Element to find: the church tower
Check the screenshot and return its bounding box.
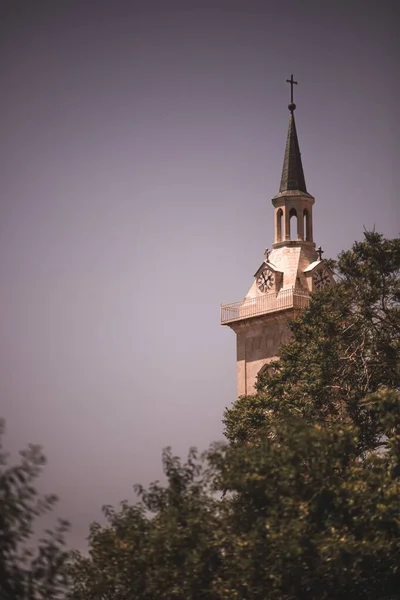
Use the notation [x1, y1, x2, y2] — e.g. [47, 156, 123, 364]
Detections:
[221, 76, 333, 397]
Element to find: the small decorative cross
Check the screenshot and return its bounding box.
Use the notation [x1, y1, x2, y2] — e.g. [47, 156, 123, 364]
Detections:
[286, 74, 298, 105]
[264, 248, 270, 262]
[316, 246, 324, 261]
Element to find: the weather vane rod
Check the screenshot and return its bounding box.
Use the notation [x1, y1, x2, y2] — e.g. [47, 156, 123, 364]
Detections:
[286, 74, 298, 111]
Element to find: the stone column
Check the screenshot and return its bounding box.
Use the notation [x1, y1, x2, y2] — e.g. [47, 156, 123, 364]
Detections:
[297, 209, 304, 240]
[284, 207, 290, 241]
[307, 209, 313, 242]
[275, 209, 283, 243]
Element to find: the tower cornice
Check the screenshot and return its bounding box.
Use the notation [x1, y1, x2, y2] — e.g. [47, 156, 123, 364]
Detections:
[272, 191, 315, 205]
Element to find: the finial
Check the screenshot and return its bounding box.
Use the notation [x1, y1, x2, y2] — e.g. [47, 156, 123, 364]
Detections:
[264, 248, 270, 262]
[286, 74, 298, 112]
[316, 246, 324, 261]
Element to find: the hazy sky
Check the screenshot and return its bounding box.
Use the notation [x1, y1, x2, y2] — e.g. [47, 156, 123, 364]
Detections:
[1, 0, 398, 550]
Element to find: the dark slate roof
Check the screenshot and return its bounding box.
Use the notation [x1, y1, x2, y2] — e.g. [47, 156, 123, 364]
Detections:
[279, 111, 308, 194]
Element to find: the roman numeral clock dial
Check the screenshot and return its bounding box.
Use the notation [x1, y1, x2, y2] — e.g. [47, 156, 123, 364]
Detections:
[313, 267, 331, 290]
[257, 269, 275, 293]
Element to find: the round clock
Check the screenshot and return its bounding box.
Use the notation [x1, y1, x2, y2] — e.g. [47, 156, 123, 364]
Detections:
[313, 268, 331, 290]
[257, 269, 275, 293]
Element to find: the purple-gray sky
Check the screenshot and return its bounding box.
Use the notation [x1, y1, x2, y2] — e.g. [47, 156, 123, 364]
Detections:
[1, 0, 399, 550]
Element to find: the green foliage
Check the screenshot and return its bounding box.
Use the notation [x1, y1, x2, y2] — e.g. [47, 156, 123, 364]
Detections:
[224, 232, 400, 449]
[69, 415, 400, 599]
[211, 417, 400, 600]
[69, 448, 221, 600]
[68, 232, 400, 598]
[0, 419, 71, 599]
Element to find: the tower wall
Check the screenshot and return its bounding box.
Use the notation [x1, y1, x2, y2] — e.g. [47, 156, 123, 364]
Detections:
[232, 311, 296, 396]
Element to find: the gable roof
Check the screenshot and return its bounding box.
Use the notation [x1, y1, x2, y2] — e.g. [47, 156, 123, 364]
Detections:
[253, 261, 284, 278]
[303, 260, 325, 274]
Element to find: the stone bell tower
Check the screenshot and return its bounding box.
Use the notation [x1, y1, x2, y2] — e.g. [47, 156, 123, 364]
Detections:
[221, 76, 333, 397]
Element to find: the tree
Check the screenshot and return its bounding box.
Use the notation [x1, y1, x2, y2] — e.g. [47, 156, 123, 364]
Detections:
[0, 419, 71, 599]
[211, 414, 400, 600]
[69, 232, 400, 598]
[68, 448, 221, 600]
[69, 412, 400, 599]
[224, 232, 400, 450]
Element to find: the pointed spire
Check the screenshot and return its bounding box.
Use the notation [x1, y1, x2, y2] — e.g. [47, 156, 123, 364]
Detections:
[279, 108, 308, 194]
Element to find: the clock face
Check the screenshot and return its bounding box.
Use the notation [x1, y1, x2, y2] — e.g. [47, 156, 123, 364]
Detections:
[313, 268, 331, 290]
[257, 269, 275, 293]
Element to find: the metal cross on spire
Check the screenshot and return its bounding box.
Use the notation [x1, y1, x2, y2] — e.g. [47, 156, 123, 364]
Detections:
[316, 246, 324, 260]
[286, 74, 298, 111]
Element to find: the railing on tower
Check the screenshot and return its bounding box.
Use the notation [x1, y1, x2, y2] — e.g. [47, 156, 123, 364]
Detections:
[220, 287, 310, 325]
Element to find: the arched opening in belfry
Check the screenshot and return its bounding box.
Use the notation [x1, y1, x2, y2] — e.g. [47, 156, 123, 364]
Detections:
[289, 207, 297, 240]
[276, 208, 283, 242]
[303, 209, 309, 241]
